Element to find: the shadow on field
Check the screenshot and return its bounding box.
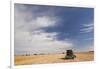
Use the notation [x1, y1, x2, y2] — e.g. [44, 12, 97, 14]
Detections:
[60, 58, 75, 60]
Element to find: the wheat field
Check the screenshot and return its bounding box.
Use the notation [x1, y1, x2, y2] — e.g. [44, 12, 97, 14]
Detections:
[15, 52, 94, 65]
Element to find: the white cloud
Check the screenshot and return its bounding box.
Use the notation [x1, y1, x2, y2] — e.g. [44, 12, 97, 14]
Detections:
[34, 16, 57, 28]
[14, 4, 58, 31]
[80, 23, 93, 33]
[83, 38, 93, 40]
[14, 4, 73, 55]
[15, 31, 73, 55]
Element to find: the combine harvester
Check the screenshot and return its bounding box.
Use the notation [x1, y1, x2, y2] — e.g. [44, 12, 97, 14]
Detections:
[65, 50, 76, 59]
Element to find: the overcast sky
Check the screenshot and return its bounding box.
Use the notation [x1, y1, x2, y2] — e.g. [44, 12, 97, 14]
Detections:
[14, 3, 94, 55]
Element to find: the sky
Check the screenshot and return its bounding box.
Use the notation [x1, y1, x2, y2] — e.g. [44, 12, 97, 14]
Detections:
[14, 3, 94, 55]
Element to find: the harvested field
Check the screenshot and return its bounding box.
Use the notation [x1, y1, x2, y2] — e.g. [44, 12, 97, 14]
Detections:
[15, 52, 94, 65]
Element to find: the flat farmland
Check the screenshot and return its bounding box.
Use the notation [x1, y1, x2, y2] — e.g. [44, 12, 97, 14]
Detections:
[15, 52, 94, 65]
